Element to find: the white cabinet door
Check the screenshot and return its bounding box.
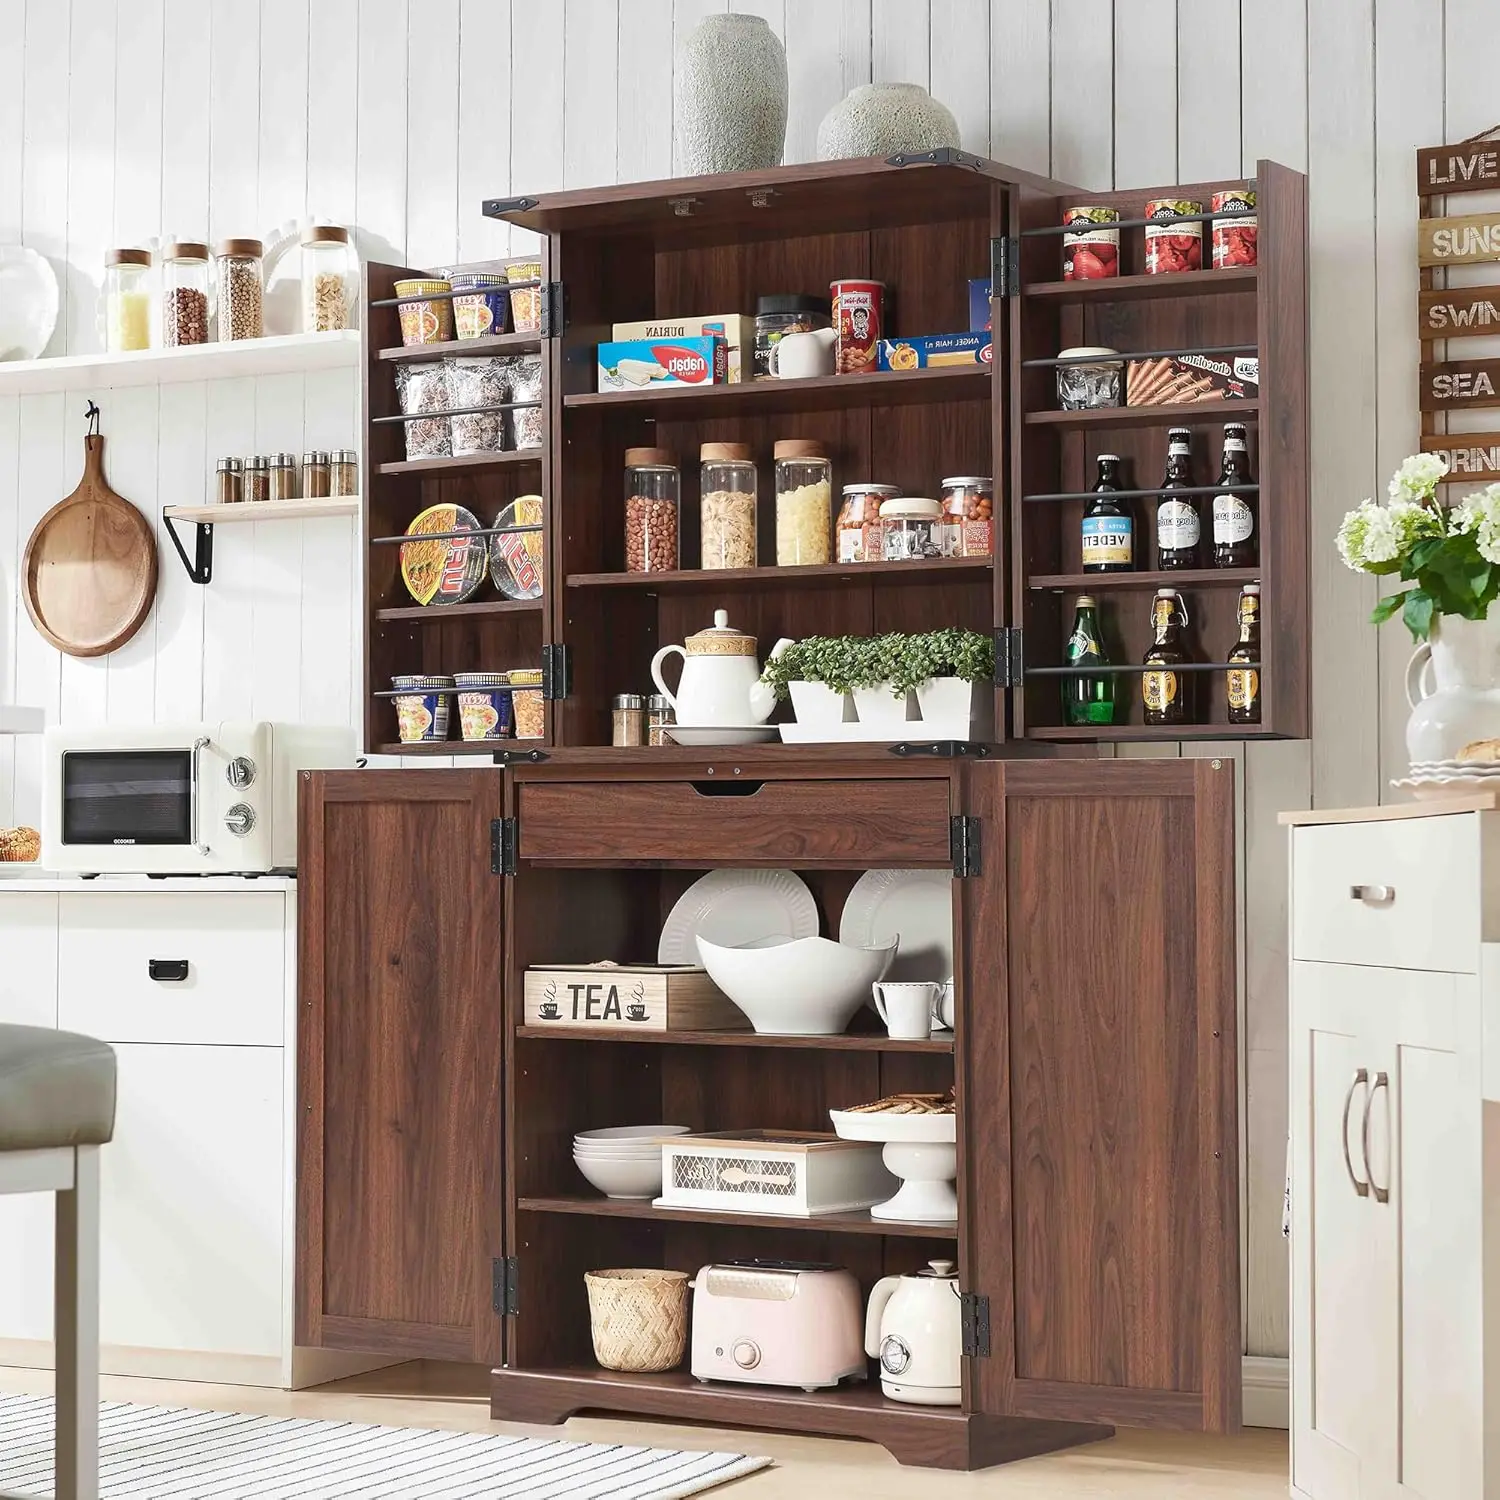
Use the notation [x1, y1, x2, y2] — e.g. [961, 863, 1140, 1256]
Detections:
[101, 1043, 284, 1360]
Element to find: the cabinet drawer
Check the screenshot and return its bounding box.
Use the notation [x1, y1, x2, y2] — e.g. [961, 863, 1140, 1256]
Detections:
[517, 778, 953, 864]
[58, 893, 287, 1046]
[1292, 817, 1480, 972]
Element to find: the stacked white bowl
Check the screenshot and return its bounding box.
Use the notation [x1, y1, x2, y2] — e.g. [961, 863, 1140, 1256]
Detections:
[573, 1124, 691, 1200]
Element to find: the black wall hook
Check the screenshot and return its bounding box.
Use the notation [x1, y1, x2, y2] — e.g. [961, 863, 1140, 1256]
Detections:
[84, 400, 100, 436]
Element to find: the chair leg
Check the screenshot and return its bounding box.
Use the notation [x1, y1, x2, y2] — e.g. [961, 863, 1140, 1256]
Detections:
[54, 1146, 100, 1500]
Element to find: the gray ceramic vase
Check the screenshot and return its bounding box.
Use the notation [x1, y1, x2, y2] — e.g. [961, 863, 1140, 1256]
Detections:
[674, 13, 788, 174]
[816, 83, 961, 161]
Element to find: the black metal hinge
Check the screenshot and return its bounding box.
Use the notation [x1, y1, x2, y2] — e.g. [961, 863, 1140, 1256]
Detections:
[490, 747, 549, 766]
[163, 512, 213, 585]
[491, 817, 518, 876]
[541, 642, 572, 701]
[481, 195, 539, 219]
[887, 741, 992, 759]
[960, 1292, 991, 1357]
[991, 236, 1020, 299]
[884, 146, 989, 174]
[950, 815, 981, 878]
[994, 627, 1024, 687]
[492, 1256, 519, 1315]
[540, 281, 568, 337]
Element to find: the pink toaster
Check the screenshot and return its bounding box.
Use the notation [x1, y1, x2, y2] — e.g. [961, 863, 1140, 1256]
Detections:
[690, 1260, 867, 1391]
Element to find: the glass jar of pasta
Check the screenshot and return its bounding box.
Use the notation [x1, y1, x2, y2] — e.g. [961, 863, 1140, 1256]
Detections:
[774, 440, 831, 565]
[700, 442, 757, 570]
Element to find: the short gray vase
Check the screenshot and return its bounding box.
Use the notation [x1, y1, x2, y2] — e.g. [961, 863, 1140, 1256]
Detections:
[674, 13, 788, 175]
[816, 82, 961, 161]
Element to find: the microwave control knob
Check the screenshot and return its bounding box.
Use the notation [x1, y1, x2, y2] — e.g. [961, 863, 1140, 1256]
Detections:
[226, 756, 257, 789]
[731, 1339, 760, 1370]
[224, 803, 256, 838]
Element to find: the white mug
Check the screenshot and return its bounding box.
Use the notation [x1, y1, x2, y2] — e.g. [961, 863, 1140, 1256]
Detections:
[932, 978, 956, 1031]
[872, 981, 941, 1040]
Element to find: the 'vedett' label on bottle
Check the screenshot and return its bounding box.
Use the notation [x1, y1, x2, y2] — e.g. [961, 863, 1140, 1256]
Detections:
[1213, 493, 1254, 544]
[1081, 514, 1133, 566]
[1158, 499, 1201, 549]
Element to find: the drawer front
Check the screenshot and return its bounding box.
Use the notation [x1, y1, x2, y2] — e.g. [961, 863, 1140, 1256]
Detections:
[58, 893, 287, 1046]
[1292, 817, 1480, 971]
[518, 778, 953, 864]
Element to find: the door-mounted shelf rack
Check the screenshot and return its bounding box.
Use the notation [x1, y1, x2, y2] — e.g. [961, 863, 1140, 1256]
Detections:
[161, 497, 360, 585]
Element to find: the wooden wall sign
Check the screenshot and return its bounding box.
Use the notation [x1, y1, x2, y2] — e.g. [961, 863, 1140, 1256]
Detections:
[1421, 432, 1500, 478]
[1418, 211, 1500, 267]
[1419, 286, 1500, 338]
[1418, 143, 1500, 196]
[1420, 357, 1500, 409]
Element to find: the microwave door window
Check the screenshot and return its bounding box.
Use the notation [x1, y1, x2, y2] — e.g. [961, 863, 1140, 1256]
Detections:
[60, 750, 194, 845]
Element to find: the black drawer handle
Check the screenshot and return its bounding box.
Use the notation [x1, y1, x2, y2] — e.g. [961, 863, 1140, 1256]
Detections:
[148, 959, 190, 982]
[690, 781, 765, 797]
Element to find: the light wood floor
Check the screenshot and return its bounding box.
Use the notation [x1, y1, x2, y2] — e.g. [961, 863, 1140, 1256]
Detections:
[0, 1362, 1288, 1497]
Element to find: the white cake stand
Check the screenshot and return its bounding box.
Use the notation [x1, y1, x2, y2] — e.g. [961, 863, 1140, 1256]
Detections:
[828, 1109, 958, 1222]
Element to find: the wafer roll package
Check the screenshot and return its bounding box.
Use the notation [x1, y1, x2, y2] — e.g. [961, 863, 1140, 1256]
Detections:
[1126, 352, 1259, 405]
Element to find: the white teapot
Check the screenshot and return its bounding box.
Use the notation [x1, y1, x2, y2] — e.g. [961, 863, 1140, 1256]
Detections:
[770, 326, 837, 379]
[864, 1259, 962, 1406]
[650, 610, 792, 727]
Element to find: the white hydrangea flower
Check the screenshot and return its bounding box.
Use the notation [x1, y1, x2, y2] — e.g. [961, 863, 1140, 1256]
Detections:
[1337, 500, 1390, 570]
[1389, 498, 1443, 551]
[1388, 451, 1450, 503]
[1359, 505, 1400, 564]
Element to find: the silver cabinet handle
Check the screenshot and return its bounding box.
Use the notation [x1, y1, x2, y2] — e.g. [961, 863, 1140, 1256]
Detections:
[1350, 884, 1395, 904]
[1342, 1068, 1370, 1197]
[1363, 1071, 1391, 1204]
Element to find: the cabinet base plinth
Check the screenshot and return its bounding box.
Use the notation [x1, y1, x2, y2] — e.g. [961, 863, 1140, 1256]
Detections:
[488, 1366, 1113, 1470]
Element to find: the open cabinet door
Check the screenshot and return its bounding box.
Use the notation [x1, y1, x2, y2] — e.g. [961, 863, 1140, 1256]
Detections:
[960, 758, 1239, 1431]
[297, 769, 506, 1362]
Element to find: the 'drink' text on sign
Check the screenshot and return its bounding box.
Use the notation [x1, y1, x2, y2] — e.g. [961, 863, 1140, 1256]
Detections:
[1419, 144, 1500, 196]
[1421, 432, 1500, 478]
[1419, 212, 1500, 267]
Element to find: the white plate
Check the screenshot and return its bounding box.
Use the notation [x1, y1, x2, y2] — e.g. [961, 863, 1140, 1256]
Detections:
[829, 1108, 957, 1144]
[664, 724, 780, 746]
[839, 868, 954, 985]
[0, 247, 59, 361]
[1392, 777, 1500, 799]
[658, 869, 819, 964]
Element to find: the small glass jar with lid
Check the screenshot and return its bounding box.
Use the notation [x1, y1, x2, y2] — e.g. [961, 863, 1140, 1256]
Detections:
[881, 496, 943, 560]
[938, 476, 995, 557]
[215, 457, 244, 505]
[103, 248, 152, 352]
[267, 453, 297, 501]
[160, 242, 210, 346]
[624, 447, 679, 573]
[301, 226, 355, 332]
[774, 439, 832, 565]
[836, 482, 900, 563]
[699, 442, 757, 570]
[330, 449, 359, 497]
[302, 451, 331, 498]
[244, 455, 270, 504]
[611, 694, 646, 747]
[215, 238, 264, 340]
[647, 693, 675, 746]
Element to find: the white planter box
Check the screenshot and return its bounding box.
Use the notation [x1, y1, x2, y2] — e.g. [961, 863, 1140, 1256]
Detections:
[916, 677, 993, 738]
[789, 680, 854, 726]
[853, 683, 917, 724]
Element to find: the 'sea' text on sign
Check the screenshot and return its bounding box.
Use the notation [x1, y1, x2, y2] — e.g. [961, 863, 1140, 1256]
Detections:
[1418, 144, 1500, 197]
[1421, 432, 1500, 479]
[1419, 213, 1500, 267]
[1421, 358, 1500, 410]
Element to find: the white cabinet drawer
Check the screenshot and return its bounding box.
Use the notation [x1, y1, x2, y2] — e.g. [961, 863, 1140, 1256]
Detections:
[57, 893, 287, 1046]
[1292, 817, 1480, 972]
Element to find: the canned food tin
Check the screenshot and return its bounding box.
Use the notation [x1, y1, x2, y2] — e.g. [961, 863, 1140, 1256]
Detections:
[830, 279, 885, 374]
[1062, 206, 1121, 280]
[1212, 189, 1258, 268]
[1144, 199, 1204, 275]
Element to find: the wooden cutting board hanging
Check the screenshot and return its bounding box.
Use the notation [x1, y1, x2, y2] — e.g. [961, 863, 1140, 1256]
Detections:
[23, 403, 157, 658]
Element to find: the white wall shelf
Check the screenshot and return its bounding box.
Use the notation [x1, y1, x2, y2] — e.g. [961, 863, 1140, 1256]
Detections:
[0, 331, 360, 396]
[0, 708, 44, 734]
[163, 497, 359, 525]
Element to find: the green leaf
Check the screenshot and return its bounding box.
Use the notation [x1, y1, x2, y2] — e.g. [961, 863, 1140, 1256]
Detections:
[1370, 591, 1408, 625]
[1409, 538, 1444, 571]
[1403, 590, 1435, 641]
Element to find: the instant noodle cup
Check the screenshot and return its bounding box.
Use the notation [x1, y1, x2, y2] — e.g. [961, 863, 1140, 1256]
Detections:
[454, 672, 514, 741]
[400, 503, 489, 606]
[392, 674, 453, 743]
[450, 271, 510, 339]
[393, 278, 454, 345]
[505, 260, 544, 333]
[490, 495, 545, 600]
[509, 668, 546, 740]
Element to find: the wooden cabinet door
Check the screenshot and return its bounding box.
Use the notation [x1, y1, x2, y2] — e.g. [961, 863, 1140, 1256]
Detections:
[960, 758, 1239, 1432]
[297, 769, 505, 1361]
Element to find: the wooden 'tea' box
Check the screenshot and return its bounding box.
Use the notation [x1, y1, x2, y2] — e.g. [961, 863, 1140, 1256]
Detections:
[522, 964, 749, 1032]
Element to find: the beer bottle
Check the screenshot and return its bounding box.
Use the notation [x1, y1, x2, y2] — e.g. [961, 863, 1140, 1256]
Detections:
[1142, 587, 1191, 725]
[1081, 454, 1133, 573]
[1226, 582, 1262, 724]
[1064, 594, 1115, 726]
[1211, 423, 1257, 567]
[1155, 427, 1200, 569]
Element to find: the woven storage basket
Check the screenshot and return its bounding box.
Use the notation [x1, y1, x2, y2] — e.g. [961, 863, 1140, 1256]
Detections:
[0, 827, 40, 862]
[584, 1268, 690, 1373]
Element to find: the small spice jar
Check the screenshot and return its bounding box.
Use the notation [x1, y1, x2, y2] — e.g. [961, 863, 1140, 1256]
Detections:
[330, 449, 359, 497]
[160, 242, 210, 347]
[215, 239, 264, 340]
[103, 248, 152, 352]
[302, 450, 331, 499]
[244, 455, 270, 504]
[215, 456, 244, 505]
[612, 694, 646, 747]
[836, 483, 900, 563]
[881, 496, 943, 560]
[267, 453, 297, 501]
[774, 439, 832, 565]
[700, 442, 757, 570]
[301, 225, 354, 332]
[624, 447, 680, 573]
[939, 476, 995, 557]
[647, 693, 675, 747]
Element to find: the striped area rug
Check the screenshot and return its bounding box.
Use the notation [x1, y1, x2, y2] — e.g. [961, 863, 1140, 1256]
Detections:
[0, 1394, 771, 1499]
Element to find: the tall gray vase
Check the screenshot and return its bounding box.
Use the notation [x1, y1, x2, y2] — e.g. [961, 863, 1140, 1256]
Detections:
[674, 13, 788, 174]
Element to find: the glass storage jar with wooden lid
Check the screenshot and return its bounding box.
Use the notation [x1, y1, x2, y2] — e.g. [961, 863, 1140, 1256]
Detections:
[161, 242, 210, 346]
[103, 248, 152, 352]
[624, 447, 679, 573]
[216, 239, 264, 340]
[700, 442, 757, 570]
[775, 439, 832, 565]
[301, 226, 354, 332]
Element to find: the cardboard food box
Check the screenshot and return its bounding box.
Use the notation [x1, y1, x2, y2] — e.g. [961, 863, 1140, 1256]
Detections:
[597, 336, 728, 392]
[523, 963, 749, 1032]
[877, 332, 993, 371]
[968, 278, 993, 331]
[1126, 352, 1260, 405]
[611, 315, 756, 383]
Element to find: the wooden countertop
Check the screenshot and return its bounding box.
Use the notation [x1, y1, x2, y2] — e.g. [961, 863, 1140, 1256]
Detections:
[1281, 789, 1500, 825]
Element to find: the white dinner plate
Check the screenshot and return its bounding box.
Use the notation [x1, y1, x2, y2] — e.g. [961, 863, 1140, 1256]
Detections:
[658, 869, 819, 964]
[839, 868, 954, 985]
[664, 724, 780, 746]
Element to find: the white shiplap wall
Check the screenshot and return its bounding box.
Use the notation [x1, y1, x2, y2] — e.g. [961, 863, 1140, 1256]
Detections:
[0, 0, 1482, 1362]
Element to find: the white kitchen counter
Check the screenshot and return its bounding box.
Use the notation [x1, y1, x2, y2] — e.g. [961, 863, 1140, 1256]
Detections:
[0, 872, 295, 892]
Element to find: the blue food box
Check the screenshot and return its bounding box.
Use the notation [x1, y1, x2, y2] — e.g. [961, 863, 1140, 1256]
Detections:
[877, 332, 994, 371]
[597, 335, 728, 391]
[968, 277, 993, 331]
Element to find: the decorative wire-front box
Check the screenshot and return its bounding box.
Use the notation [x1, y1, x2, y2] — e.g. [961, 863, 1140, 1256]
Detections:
[655, 1130, 895, 1217]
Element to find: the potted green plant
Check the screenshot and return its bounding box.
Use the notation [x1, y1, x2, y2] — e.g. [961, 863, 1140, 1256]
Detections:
[758, 636, 857, 727]
[849, 632, 919, 726]
[907, 628, 996, 731]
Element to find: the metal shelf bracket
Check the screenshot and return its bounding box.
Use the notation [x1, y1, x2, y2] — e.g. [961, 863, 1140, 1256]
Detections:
[164, 511, 213, 585]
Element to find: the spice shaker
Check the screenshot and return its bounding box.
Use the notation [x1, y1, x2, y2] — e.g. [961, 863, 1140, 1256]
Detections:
[267, 453, 296, 502]
[700, 442, 757, 570]
[215, 457, 244, 505]
[302, 451, 331, 499]
[330, 449, 359, 497]
[774, 439, 832, 565]
[612, 694, 646, 747]
[624, 447, 680, 573]
[647, 694, 675, 747]
[244, 455, 270, 504]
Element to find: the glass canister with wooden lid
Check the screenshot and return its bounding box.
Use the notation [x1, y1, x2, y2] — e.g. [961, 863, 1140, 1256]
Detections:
[775, 439, 832, 565]
[700, 442, 757, 570]
[624, 447, 680, 573]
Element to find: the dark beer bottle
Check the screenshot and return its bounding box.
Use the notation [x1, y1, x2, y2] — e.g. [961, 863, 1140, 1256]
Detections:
[1081, 454, 1133, 573]
[1155, 427, 1199, 569]
[1142, 588, 1192, 725]
[1226, 582, 1262, 724]
[1064, 594, 1115, 725]
[1212, 423, 1257, 567]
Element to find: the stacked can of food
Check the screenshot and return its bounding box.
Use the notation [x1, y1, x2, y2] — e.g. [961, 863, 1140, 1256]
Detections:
[1144, 199, 1204, 275]
[1212, 188, 1257, 267]
[1062, 207, 1120, 280]
[830, 279, 884, 374]
[624, 448, 680, 573]
[836, 483, 900, 563]
[700, 443, 758, 569]
[774, 440, 832, 564]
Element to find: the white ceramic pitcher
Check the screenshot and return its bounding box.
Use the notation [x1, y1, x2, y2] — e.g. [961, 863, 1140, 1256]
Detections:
[1405, 613, 1500, 764]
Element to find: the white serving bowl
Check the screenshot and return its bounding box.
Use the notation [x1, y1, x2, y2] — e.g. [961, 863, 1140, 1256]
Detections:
[573, 1150, 665, 1200]
[695, 934, 898, 1035]
[575, 1125, 690, 1144]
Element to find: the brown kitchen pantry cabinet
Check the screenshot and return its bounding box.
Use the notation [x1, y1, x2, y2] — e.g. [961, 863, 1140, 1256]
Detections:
[296, 755, 1236, 1469]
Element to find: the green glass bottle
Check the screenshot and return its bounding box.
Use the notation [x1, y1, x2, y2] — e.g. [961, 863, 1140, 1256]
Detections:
[1064, 594, 1115, 725]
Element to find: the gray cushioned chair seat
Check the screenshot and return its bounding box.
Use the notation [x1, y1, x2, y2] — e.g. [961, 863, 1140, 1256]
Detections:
[0, 1024, 116, 1151]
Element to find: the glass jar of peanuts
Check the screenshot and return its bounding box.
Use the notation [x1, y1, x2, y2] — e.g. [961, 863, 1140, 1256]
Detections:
[160, 242, 210, 347]
[300, 225, 354, 333]
[836, 482, 900, 563]
[215, 238, 264, 340]
[939, 476, 995, 557]
[774, 440, 832, 565]
[700, 442, 757, 570]
[624, 447, 680, 573]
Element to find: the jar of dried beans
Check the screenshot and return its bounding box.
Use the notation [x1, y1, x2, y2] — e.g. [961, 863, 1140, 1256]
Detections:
[700, 442, 757, 570]
[103, 248, 152, 352]
[624, 447, 679, 573]
[774, 439, 832, 565]
[300, 225, 354, 332]
[836, 483, 899, 563]
[215, 239, 264, 340]
[161, 242, 210, 347]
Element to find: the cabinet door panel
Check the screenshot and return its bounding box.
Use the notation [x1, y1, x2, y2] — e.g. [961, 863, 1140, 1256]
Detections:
[297, 769, 504, 1362]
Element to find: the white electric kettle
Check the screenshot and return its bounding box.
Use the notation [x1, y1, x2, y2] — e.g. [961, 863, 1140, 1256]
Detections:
[864, 1259, 962, 1405]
